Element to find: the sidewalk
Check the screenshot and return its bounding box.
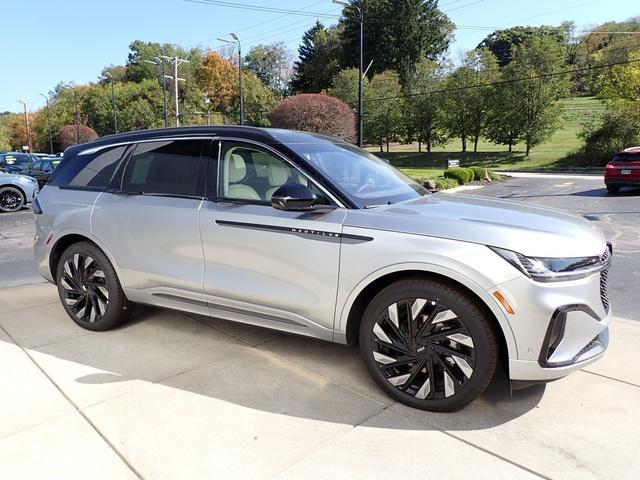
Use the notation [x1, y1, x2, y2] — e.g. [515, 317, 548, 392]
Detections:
[1, 283, 639, 479]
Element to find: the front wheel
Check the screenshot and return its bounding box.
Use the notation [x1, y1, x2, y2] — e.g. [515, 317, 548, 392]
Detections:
[0, 186, 25, 213]
[359, 279, 498, 412]
[56, 241, 132, 331]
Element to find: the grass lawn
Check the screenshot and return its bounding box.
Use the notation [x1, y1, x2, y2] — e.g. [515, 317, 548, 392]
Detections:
[369, 97, 605, 179]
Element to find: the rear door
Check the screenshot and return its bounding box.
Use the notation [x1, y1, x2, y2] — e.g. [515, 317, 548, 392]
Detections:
[92, 138, 210, 314]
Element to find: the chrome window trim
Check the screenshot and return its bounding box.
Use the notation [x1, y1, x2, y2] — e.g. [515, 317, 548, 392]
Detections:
[213, 136, 346, 209]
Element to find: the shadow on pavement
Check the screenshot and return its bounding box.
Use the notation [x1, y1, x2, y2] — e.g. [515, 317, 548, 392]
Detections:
[9, 303, 545, 432]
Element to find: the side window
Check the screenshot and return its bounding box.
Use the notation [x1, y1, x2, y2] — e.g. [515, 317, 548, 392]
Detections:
[219, 141, 330, 204]
[50, 145, 128, 189]
[31, 161, 43, 171]
[121, 140, 205, 196]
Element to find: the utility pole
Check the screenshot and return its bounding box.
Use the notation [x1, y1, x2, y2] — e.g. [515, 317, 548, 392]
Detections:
[333, 0, 364, 147]
[218, 33, 244, 125]
[39, 93, 53, 154]
[104, 72, 118, 134]
[144, 57, 169, 127]
[160, 55, 190, 127]
[17, 100, 32, 153]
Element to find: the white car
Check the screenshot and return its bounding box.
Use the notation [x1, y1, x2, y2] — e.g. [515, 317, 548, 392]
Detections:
[0, 170, 39, 212]
[33, 126, 611, 411]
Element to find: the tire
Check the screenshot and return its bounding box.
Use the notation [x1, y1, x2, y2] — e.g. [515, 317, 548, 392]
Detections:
[606, 185, 620, 194]
[0, 186, 25, 213]
[359, 278, 498, 412]
[56, 241, 132, 331]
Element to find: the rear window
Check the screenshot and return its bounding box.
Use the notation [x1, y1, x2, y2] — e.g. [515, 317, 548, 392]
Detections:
[121, 140, 205, 196]
[612, 153, 640, 163]
[49, 146, 127, 189]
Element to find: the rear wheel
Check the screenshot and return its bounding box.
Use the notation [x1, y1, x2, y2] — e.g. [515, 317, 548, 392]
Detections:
[606, 185, 620, 194]
[0, 186, 24, 213]
[359, 279, 498, 412]
[56, 241, 132, 331]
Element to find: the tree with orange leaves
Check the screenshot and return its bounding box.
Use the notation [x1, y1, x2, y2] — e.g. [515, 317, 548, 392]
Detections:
[197, 51, 237, 112]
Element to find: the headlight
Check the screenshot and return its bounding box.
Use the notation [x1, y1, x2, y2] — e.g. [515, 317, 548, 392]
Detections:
[489, 246, 610, 282]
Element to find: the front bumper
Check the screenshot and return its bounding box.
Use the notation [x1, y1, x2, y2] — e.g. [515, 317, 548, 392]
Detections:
[495, 261, 611, 382]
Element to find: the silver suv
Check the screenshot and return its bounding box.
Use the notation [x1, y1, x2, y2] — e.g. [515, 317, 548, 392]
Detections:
[1, 170, 39, 212]
[33, 127, 612, 411]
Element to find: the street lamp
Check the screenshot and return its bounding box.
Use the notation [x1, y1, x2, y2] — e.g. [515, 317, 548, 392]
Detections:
[61, 83, 81, 144]
[17, 100, 32, 153]
[333, 0, 363, 147]
[218, 33, 244, 125]
[144, 57, 169, 127]
[39, 93, 53, 154]
[104, 72, 118, 134]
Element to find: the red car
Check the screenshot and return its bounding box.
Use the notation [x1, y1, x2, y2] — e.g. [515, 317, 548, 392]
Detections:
[605, 147, 640, 194]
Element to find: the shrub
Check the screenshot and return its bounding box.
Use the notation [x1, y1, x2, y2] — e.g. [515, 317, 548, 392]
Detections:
[58, 124, 98, 149]
[268, 93, 356, 142]
[469, 166, 487, 181]
[435, 177, 459, 190]
[488, 171, 502, 181]
[443, 167, 474, 184]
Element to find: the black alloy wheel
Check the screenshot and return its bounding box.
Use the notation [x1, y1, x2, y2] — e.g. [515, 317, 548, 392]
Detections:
[56, 242, 132, 331]
[360, 279, 498, 412]
[0, 186, 24, 213]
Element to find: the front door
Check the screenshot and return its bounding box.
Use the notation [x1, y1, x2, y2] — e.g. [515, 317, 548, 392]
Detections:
[199, 140, 346, 340]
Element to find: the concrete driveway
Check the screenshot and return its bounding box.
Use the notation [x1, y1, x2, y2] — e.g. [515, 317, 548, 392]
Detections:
[1, 174, 640, 479]
[1, 282, 639, 479]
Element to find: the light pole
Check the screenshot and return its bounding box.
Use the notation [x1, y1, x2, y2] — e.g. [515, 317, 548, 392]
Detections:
[160, 55, 190, 127]
[218, 33, 244, 125]
[17, 100, 32, 153]
[39, 93, 53, 154]
[61, 83, 81, 144]
[144, 57, 169, 127]
[333, 0, 363, 147]
[104, 72, 118, 134]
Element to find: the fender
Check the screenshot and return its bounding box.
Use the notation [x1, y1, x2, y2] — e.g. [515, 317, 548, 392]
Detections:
[334, 261, 518, 359]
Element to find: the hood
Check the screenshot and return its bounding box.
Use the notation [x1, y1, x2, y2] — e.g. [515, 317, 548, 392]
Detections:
[344, 193, 606, 258]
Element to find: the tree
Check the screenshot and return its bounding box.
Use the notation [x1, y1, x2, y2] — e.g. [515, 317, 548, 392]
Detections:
[508, 35, 570, 155]
[197, 51, 237, 113]
[58, 125, 98, 150]
[477, 26, 567, 67]
[484, 66, 525, 152]
[244, 42, 293, 99]
[268, 93, 355, 142]
[595, 51, 640, 106]
[403, 60, 446, 152]
[233, 72, 277, 126]
[290, 22, 342, 93]
[364, 71, 404, 152]
[441, 67, 476, 152]
[339, 0, 452, 84]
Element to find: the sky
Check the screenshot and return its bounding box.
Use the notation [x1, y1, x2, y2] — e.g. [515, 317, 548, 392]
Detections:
[1, 0, 638, 112]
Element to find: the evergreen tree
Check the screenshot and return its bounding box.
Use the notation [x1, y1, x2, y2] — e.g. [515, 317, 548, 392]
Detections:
[290, 22, 341, 93]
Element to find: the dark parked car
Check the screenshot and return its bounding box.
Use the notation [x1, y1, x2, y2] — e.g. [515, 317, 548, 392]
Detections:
[0, 152, 39, 174]
[23, 158, 61, 188]
[605, 147, 640, 194]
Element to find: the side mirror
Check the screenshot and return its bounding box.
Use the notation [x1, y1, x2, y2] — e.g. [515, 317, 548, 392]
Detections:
[271, 183, 316, 211]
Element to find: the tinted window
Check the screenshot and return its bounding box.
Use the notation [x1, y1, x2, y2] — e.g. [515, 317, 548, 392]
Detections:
[612, 153, 640, 163]
[49, 145, 127, 188]
[122, 140, 204, 196]
[32, 161, 43, 171]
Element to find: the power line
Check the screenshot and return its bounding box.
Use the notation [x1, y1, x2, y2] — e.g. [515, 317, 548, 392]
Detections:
[184, 0, 341, 19]
[366, 58, 640, 103]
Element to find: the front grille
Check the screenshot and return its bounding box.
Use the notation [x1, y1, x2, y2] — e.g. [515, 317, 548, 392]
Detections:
[600, 248, 610, 312]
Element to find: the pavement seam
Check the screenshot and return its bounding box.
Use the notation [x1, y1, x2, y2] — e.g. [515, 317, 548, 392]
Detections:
[580, 369, 640, 388]
[0, 299, 59, 316]
[386, 405, 551, 480]
[0, 322, 145, 480]
[268, 405, 389, 479]
[0, 410, 75, 441]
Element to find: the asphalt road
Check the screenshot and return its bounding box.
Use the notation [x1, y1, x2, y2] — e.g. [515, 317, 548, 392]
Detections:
[1, 174, 637, 318]
[466, 173, 639, 320]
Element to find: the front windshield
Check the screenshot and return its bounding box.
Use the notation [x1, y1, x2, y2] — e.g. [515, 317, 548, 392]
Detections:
[4, 154, 33, 166]
[285, 141, 428, 208]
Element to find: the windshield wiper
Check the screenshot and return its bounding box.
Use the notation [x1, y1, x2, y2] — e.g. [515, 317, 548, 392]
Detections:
[364, 201, 394, 209]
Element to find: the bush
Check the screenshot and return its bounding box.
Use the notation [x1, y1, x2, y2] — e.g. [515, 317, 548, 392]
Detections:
[469, 166, 487, 181]
[268, 93, 356, 142]
[443, 167, 474, 184]
[435, 177, 459, 190]
[488, 171, 502, 181]
[58, 124, 98, 149]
